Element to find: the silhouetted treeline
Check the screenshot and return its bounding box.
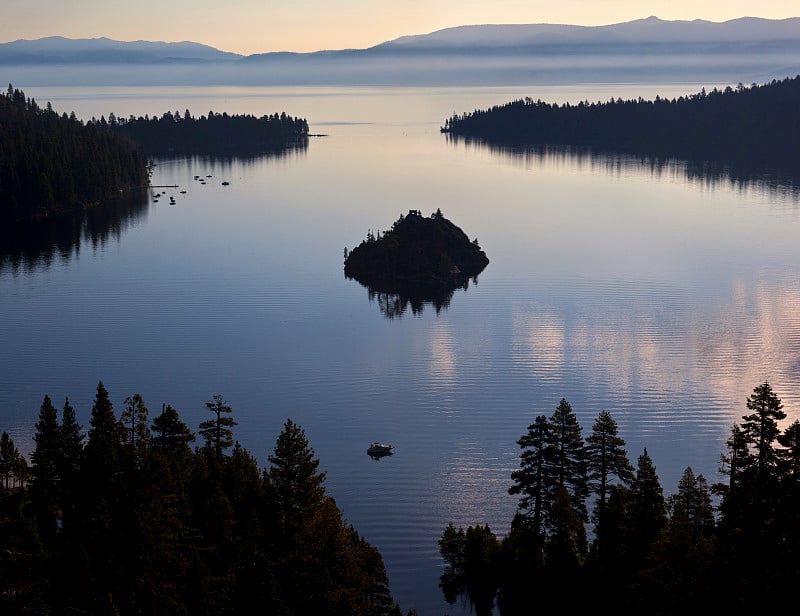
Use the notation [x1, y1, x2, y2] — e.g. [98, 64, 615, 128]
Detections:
[442, 76, 800, 168]
[0, 85, 150, 223]
[0, 383, 409, 616]
[105, 109, 309, 155]
[440, 381, 800, 615]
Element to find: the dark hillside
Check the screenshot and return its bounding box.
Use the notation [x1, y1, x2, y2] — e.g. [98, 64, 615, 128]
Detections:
[0, 85, 149, 222]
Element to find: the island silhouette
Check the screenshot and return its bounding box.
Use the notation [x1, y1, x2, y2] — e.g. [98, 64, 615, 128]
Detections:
[344, 209, 488, 317]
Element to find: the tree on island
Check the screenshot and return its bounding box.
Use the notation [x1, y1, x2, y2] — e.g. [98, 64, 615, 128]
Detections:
[344, 209, 489, 318]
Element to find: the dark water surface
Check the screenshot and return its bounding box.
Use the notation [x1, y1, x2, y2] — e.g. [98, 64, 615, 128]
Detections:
[4, 85, 800, 615]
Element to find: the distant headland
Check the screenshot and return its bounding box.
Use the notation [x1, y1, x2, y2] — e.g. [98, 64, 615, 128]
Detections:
[344, 209, 489, 295]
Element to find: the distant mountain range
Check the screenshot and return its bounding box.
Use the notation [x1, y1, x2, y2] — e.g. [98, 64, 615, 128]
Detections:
[2, 16, 799, 86]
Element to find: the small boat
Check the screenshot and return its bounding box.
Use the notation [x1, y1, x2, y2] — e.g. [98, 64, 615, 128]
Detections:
[221, 181, 230, 186]
[367, 442, 394, 457]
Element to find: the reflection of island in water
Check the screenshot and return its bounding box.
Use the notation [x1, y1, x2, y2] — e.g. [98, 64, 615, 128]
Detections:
[364, 281, 477, 319]
[0, 187, 150, 275]
[344, 209, 489, 319]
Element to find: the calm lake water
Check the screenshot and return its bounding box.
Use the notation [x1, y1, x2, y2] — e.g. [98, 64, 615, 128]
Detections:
[4, 84, 800, 615]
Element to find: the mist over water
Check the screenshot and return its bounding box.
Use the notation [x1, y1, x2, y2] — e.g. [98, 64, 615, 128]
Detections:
[3, 84, 800, 614]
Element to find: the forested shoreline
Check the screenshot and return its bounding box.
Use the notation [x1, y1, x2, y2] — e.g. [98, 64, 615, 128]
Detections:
[0, 85, 149, 223]
[3, 381, 798, 614]
[105, 109, 309, 155]
[438, 381, 800, 614]
[0, 383, 409, 615]
[0, 85, 309, 224]
[441, 76, 800, 167]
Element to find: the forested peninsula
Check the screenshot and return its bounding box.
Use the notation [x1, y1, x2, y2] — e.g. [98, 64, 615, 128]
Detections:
[0, 383, 411, 615]
[441, 75, 800, 165]
[0, 85, 149, 222]
[105, 109, 309, 155]
[438, 381, 800, 615]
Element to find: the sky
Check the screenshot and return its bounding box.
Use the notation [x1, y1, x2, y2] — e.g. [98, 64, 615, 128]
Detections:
[2, 1, 799, 55]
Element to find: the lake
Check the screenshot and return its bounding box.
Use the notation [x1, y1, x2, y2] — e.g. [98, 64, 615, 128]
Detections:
[3, 83, 800, 615]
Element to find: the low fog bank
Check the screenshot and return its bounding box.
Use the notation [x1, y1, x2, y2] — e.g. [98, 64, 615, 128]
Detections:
[4, 52, 798, 88]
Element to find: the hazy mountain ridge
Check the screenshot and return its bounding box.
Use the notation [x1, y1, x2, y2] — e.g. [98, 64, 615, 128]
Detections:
[378, 16, 800, 49]
[0, 36, 243, 64]
[2, 17, 799, 86]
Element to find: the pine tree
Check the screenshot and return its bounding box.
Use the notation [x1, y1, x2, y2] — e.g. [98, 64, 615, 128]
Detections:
[84, 381, 122, 486]
[715, 423, 752, 505]
[266, 418, 326, 531]
[586, 410, 634, 522]
[121, 393, 151, 463]
[508, 415, 553, 538]
[57, 396, 84, 532]
[151, 403, 195, 462]
[31, 394, 62, 541]
[58, 397, 84, 479]
[668, 467, 715, 537]
[741, 381, 785, 483]
[777, 419, 800, 482]
[198, 394, 236, 455]
[0, 432, 21, 489]
[645, 468, 717, 615]
[79, 380, 127, 607]
[547, 398, 589, 552]
[626, 448, 666, 564]
[586, 410, 634, 566]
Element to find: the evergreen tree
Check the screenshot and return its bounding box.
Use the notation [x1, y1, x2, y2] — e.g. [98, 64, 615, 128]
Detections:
[198, 394, 236, 455]
[31, 394, 62, 541]
[508, 415, 553, 538]
[151, 403, 195, 462]
[545, 484, 585, 572]
[80, 380, 127, 609]
[777, 419, 800, 482]
[121, 392, 151, 463]
[668, 467, 715, 537]
[586, 410, 634, 525]
[644, 468, 717, 615]
[715, 423, 752, 501]
[58, 397, 84, 479]
[741, 381, 785, 483]
[547, 398, 589, 552]
[586, 410, 634, 568]
[84, 381, 122, 483]
[266, 418, 326, 532]
[264, 419, 399, 615]
[626, 448, 666, 564]
[0, 432, 22, 489]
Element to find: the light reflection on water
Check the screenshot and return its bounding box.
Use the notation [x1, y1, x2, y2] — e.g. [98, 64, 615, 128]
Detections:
[3, 85, 800, 615]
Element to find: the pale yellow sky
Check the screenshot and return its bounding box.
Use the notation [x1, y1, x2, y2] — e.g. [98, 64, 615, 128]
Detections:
[2, 1, 799, 55]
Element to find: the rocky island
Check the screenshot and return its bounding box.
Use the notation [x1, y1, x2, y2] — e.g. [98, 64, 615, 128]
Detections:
[344, 209, 489, 295]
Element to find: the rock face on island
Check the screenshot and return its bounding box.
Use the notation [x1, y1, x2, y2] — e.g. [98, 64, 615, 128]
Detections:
[344, 209, 489, 295]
